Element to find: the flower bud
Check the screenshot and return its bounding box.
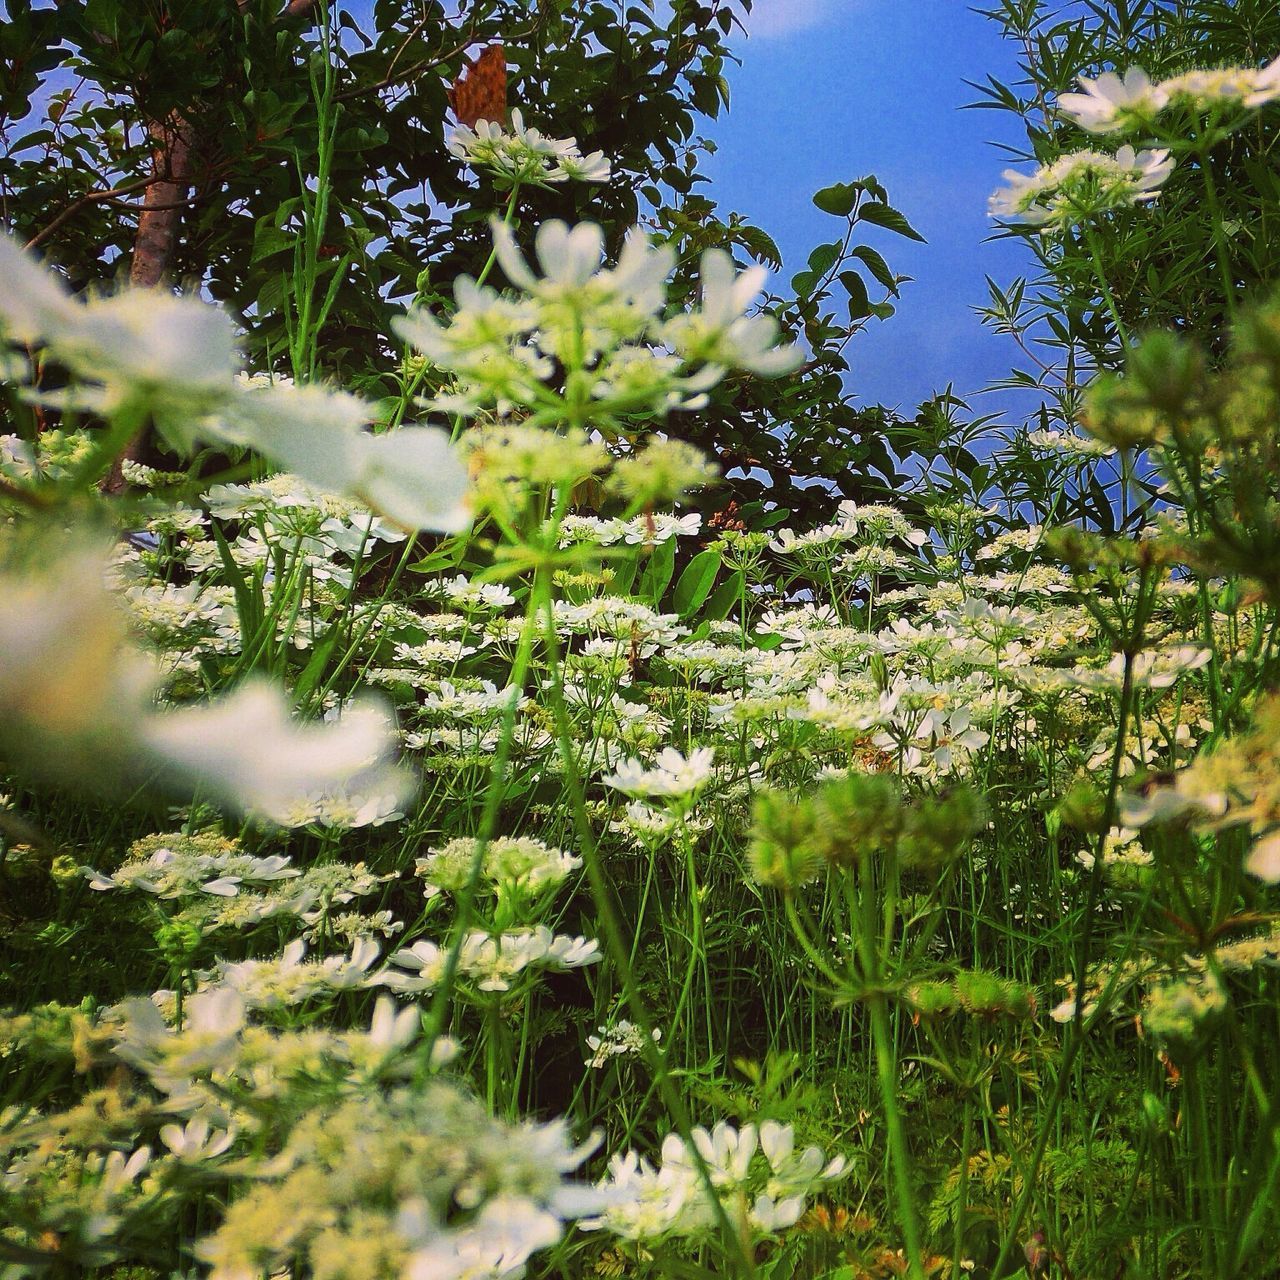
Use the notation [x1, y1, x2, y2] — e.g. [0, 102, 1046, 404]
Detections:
[748, 791, 824, 891]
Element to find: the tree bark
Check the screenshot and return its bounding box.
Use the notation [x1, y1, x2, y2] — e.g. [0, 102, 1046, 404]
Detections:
[129, 112, 196, 288]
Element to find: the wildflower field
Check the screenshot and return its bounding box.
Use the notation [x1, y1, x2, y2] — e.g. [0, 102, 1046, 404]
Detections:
[3, 1, 1280, 1276]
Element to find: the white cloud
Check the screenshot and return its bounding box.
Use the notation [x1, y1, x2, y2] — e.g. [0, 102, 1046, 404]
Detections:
[745, 0, 857, 40]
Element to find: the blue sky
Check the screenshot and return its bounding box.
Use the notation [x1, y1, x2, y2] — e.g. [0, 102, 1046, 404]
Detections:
[706, 0, 1035, 413]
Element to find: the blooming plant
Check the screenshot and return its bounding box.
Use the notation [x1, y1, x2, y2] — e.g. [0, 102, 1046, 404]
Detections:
[3, 8, 1280, 1280]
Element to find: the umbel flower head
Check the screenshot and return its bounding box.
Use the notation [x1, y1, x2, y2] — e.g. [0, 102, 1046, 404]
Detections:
[989, 145, 1174, 232]
[448, 108, 611, 189]
[395, 218, 802, 430]
[0, 235, 471, 535]
[0, 540, 414, 827]
[1057, 56, 1280, 134]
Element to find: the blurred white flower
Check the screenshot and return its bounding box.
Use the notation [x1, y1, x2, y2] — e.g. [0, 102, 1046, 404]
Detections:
[228, 385, 470, 533]
[602, 746, 716, 799]
[1057, 67, 1164, 133]
[1245, 831, 1280, 883]
[663, 248, 803, 376]
[1057, 58, 1280, 133]
[141, 681, 415, 828]
[0, 235, 237, 431]
[159, 1117, 236, 1163]
[1163, 59, 1280, 111]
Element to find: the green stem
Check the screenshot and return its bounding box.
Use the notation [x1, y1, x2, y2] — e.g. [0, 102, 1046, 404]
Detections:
[1083, 223, 1130, 353]
[1198, 152, 1237, 328]
[870, 991, 926, 1279]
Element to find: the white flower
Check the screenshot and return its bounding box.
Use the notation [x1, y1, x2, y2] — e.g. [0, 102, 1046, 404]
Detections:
[228, 385, 471, 533]
[758, 1120, 847, 1197]
[680, 1122, 758, 1188]
[1163, 60, 1280, 111]
[750, 1191, 807, 1232]
[1056, 59, 1280, 132]
[405, 1195, 564, 1280]
[381, 926, 600, 995]
[140, 680, 415, 828]
[397, 219, 798, 425]
[1245, 831, 1280, 883]
[989, 145, 1174, 231]
[602, 746, 716, 799]
[0, 238, 82, 343]
[584, 1149, 711, 1243]
[585, 1020, 662, 1068]
[1057, 67, 1164, 133]
[0, 236, 237, 428]
[114, 985, 246, 1079]
[211, 937, 381, 1009]
[663, 248, 803, 376]
[448, 108, 611, 189]
[158, 1117, 236, 1163]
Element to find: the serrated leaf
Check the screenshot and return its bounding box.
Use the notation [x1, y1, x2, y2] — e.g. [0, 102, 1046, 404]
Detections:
[849, 245, 900, 294]
[855, 202, 926, 242]
[734, 224, 783, 271]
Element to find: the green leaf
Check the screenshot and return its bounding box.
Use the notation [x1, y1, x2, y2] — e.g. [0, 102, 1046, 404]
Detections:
[806, 240, 842, 276]
[209, 521, 263, 642]
[734, 224, 783, 271]
[849, 245, 901, 295]
[813, 182, 858, 217]
[672, 548, 722, 617]
[855, 202, 926, 242]
[637, 536, 677, 605]
[702, 570, 744, 622]
[293, 627, 344, 705]
[838, 270, 870, 320]
[790, 270, 818, 297]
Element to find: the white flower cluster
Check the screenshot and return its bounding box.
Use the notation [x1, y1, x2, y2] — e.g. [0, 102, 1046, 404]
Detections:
[84, 840, 298, 898]
[396, 219, 802, 424]
[416, 835, 581, 901]
[380, 926, 601, 994]
[1057, 58, 1280, 133]
[586, 1119, 848, 1243]
[207, 937, 381, 1011]
[602, 746, 717, 800]
[0, 236, 470, 535]
[449, 108, 610, 188]
[770, 499, 930, 556]
[989, 145, 1174, 231]
[585, 1019, 662, 1069]
[105, 986, 605, 1280]
[560, 510, 702, 548]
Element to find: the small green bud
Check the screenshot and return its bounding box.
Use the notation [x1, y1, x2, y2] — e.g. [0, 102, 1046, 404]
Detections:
[748, 791, 824, 892]
[153, 918, 204, 967]
[1125, 331, 1203, 417]
[1055, 779, 1108, 835]
[905, 980, 959, 1020]
[50, 854, 82, 886]
[896, 786, 983, 871]
[952, 969, 1036, 1019]
[1082, 373, 1168, 450]
[868, 653, 890, 694]
[811, 772, 902, 870]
